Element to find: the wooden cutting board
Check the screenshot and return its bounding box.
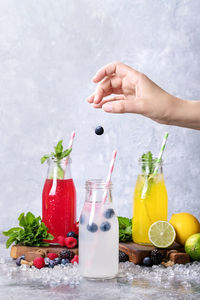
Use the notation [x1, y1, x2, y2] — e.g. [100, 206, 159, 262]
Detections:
[119, 242, 185, 264]
[11, 242, 185, 265]
[11, 245, 78, 262]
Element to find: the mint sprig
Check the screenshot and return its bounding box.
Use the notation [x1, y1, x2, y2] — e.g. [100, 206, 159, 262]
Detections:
[118, 216, 132, 242]
[3, 212, 54, 248]
[41, 140, 72, 164]
[141, 151, 156, 198]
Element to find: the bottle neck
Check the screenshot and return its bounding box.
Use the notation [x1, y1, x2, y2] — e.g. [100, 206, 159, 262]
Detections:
[85, 179, 113, 204]
[47, 158, 72, 180]
[139, 159, 164, 175]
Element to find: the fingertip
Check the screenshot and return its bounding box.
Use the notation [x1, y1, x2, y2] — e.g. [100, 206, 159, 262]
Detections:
[86, 94, 94, 103]
[102, 103, 113, 113]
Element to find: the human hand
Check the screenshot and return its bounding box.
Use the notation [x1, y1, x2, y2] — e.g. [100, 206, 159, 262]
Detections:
[87, 62, 181, 125]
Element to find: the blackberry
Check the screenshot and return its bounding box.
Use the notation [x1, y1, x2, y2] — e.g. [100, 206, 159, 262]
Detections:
[150, 249, 163, 265]
[59, 249, 75, 261]
[119, 250, 129, 262]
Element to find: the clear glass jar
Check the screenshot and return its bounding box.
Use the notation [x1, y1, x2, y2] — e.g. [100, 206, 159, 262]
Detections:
[42, 157, 76, 243]
[132, 160, 168, 245]
[79, 179, 119, 279]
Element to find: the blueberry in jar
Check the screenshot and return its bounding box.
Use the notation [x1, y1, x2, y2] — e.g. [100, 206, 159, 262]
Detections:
[79, 214, 85, 225]
[104, 208, 115, 219]
[100, 221, 111, 232]
[87, 223, 98, 233]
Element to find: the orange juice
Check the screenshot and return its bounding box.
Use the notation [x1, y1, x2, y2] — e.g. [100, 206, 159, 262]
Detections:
[132, 173, 168, 244]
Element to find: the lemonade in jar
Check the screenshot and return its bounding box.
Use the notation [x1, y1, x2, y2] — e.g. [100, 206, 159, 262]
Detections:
[132, 151, 168, 245]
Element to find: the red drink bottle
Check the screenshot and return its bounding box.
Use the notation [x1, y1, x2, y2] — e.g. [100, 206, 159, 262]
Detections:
[42, 157, 76, 243]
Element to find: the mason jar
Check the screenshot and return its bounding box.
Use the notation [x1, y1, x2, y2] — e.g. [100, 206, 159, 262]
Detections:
[79, 179, 119, 279]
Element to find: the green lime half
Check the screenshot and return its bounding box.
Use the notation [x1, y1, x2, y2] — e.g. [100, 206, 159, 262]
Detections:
[148, 221, 176, 248]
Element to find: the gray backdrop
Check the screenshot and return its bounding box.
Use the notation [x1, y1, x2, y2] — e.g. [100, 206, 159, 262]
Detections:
[0, 0, 200, 230]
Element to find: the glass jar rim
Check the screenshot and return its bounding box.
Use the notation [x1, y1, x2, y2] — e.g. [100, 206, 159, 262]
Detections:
[85, 179, 113, 189]
[138, 157, 163, 165]
[48, 157, 72, 163]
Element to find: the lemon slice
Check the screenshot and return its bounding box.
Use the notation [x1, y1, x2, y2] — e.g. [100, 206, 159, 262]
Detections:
[148, 221, 176, 248]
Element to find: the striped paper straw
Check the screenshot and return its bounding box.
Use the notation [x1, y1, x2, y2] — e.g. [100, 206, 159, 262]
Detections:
[102, 150, 117, 203]
[68, 131, 75, 149]
[63, 131, 76, 177]
[153, 132, 169, 175]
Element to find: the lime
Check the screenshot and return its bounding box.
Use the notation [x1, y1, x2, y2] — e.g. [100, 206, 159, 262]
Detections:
[148, 221, 176, 248]
[185, 233, 200, 261]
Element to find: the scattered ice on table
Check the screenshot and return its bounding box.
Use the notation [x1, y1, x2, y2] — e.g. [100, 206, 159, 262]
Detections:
[1, 241, 200, 299]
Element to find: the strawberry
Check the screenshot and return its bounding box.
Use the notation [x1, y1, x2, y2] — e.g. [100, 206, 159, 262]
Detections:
[33, 257, 45, 269]
[57, 235, 65, 246]
[65, 237, 77, 248]
[47, 253, 58, 260]
[71, 255, 79, 264]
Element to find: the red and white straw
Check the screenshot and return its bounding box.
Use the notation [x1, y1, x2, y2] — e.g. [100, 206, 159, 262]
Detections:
[68, 131, 75, 149]
[102, 150, 117, 203]
[63, 131, 76, 177]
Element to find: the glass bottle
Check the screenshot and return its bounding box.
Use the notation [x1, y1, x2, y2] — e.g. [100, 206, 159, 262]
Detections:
[42, 157, 76, 243]
[132, 159, 168, 245]
[79, 179, 119, 279]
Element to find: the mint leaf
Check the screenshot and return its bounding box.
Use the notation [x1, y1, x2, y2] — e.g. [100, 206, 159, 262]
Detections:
[41, 154, 51, 164]
[25, 212, 35, 225]
[118, 216, 132, 242]
[54, 140, 63, 154]
[140, 151, 157, 198]
[3, 212, 54, 248]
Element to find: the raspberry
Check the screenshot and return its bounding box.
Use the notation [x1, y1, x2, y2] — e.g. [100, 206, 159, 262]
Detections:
[59, 250, 75, 260]
[33, 257, 45, 269]
[71, 255, 79, 264]
[65, 237, 77, 248]
[47, 253, 58, 260]
[57, 235, 65, 246]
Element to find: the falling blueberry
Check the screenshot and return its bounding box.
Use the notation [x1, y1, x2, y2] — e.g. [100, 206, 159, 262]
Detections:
[142, 257, 152, 267]
[100, 221, 111, 232]
[79, 214, 85, 225]
[104, 208, 115, 219]
[95, 126, 104, 135]
[87, 223, 98, 233]
[61, 258, 70, 265]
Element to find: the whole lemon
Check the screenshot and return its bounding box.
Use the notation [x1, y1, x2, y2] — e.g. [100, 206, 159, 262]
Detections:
[169, 212, 200, 245]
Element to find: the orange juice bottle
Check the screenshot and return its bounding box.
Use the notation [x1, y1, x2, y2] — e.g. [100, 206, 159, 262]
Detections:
[132, 153, 168, 244]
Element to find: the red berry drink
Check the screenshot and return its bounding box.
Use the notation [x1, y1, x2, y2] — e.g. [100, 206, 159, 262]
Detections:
[42, 157, 76, 243]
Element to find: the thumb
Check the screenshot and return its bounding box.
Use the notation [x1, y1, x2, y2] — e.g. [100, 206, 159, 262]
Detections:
[102, 100, 141, 114]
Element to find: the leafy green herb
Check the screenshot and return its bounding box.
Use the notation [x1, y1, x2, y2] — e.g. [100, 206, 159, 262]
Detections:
[41, 140, 72, 179]
[3, 212, 54, 248]
[41, 140, 72, 164]
[118, 216, 132, 242]
[141, 151, 155, 175]
[140, 151, 157, 198]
